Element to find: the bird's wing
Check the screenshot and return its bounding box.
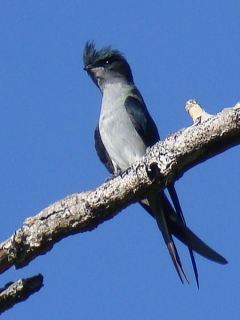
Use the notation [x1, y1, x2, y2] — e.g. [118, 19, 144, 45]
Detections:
[124, 88, 160, 147]
[125, 88, 194, 283]
[94, 124, 114, 174]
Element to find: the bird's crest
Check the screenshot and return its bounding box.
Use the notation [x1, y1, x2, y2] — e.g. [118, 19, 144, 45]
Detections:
[83, 41, 124, 68]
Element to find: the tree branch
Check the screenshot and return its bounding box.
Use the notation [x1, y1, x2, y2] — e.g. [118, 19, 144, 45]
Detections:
[0, 102, 239, 275]
[0, 274, 43, 314]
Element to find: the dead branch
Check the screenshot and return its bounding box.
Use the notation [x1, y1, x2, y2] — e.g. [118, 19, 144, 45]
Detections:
[0, 274, 43, 314]
[0, 101, 239, 277]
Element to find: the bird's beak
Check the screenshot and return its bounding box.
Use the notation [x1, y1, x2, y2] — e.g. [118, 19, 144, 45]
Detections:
[83, 64, 93, 71]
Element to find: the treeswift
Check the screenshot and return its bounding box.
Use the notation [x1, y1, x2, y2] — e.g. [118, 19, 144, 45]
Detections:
[83, 41, 227, 287]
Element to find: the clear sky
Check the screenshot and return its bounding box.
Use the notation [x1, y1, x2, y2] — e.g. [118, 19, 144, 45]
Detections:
[0, 1, 240, 319]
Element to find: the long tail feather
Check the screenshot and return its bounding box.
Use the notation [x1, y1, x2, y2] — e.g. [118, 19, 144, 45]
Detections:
[167, 185, 199, 288]
[167, 215, 227, 264]
[156, 192, 227, 264]
[147, 192, 188, 284]
[140, 189, 227, 285]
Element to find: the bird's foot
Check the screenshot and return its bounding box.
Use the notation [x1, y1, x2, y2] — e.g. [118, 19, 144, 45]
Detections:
[119, 167, 131, 178]
[104, 174, 117, 183]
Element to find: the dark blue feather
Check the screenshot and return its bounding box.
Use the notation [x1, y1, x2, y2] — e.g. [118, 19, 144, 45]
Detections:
[124, 88, 160, 147]
[94, 125, 114, 174]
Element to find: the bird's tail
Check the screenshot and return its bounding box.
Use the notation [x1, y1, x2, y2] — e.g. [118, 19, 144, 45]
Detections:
[167, 185, 199, 287]
[140, 188, 227, 285]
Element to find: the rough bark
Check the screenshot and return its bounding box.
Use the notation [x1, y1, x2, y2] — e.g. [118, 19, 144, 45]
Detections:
[0, 274, 43, 315]
[0, 101, 239, 311]
[0, 101, 239, 275]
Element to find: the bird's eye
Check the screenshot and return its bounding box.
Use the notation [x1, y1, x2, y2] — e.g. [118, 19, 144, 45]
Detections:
[97, 58, 113, 68]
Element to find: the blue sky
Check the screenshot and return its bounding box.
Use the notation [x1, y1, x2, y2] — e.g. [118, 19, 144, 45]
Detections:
[0, 1, 239, 319]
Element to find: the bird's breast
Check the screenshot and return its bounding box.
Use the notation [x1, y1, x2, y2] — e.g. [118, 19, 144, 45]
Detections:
[99, 85, 146, 172]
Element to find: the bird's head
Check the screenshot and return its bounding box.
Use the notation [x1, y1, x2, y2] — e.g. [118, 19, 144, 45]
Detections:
[83, 41, 133, 89]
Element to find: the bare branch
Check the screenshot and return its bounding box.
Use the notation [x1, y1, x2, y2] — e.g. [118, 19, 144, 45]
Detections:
[0, 274, 43, 314]
[0, 102, 239, 275]
[185, 99, 212, 123]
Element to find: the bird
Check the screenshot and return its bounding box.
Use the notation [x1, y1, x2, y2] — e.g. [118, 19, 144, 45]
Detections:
[83, 41, 227, 286]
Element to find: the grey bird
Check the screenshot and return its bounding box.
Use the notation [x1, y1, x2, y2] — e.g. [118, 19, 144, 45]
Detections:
[83, 41, 227, 286]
